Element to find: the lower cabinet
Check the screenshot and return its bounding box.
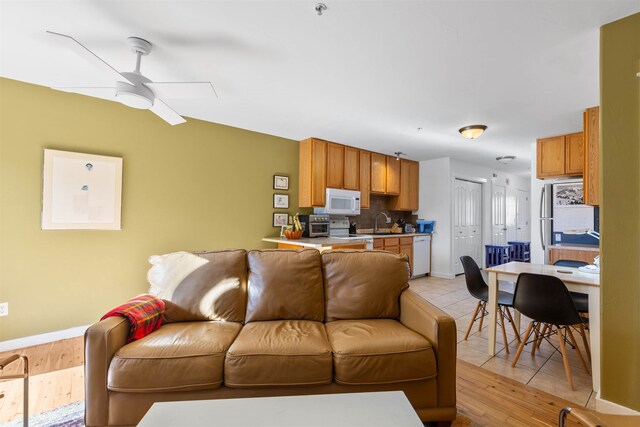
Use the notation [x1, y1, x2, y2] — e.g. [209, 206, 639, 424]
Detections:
[374, 237, 413, 272]
[549, 247, 599, 265]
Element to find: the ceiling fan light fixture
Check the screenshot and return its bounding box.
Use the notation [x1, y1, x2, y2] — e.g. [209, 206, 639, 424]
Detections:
[115, 81, 154, 109]
[459, 124, 487, 140]
[496, 155, 516, 165]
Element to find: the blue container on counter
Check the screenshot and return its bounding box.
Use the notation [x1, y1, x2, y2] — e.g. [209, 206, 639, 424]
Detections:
[416, 220, 435, 233]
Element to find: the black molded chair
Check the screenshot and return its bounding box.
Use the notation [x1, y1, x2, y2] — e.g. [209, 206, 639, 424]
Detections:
[460, 256, 520, 353]
[511, 273, 590, 390]
[554, 260, 589, 313]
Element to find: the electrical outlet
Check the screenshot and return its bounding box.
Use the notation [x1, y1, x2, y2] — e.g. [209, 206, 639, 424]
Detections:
[386, 217, 391, 224]
[0, 302, 8, 317]
[555, 234, 562, 242]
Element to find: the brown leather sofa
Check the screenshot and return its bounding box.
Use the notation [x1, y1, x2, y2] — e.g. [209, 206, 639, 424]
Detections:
[85, 249, 457, 426]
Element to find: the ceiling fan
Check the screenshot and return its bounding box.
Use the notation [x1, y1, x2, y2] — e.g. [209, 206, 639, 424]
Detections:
[46, 31, 217, 125]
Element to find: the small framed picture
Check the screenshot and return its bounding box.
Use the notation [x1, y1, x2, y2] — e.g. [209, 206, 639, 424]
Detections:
[273, 175, 289, 190]
[273, 194, 289, 209]
[280, 225, 288, 237]
[273, 213, 288, 227]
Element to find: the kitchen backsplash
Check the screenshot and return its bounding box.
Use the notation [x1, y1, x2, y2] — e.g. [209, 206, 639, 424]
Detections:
[353, 195, 418, 229]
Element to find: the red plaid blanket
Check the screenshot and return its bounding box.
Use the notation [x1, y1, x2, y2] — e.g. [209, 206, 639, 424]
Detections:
[101, 294, 165, 343]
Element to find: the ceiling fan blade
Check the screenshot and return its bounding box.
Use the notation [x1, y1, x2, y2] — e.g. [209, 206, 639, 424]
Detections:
[46, 31, 133, 84]
[52, 86, 117, 100]
[144, 82, 217, 99]
[150, 99, 186, 126]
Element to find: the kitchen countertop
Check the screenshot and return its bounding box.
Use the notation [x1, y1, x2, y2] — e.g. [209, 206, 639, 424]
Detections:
[550, 243, 600, 251]
[263, 233, 432, 248]
[262, 237, 371, 248]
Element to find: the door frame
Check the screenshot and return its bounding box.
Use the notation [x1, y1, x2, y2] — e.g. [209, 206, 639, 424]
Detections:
[451, 175, 486, 275]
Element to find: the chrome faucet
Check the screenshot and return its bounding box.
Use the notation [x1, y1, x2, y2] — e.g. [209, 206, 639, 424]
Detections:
[374, 212, 391, 233]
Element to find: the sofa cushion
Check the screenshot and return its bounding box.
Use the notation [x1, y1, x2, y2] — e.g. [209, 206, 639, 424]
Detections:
[245, 250, 324, 322]
[325, 319, 437, 385]
[162, 249, 247, 323]
[322, 251, 410, 321]
[108, 321, 241, 392]
[225, 320, 332, 387]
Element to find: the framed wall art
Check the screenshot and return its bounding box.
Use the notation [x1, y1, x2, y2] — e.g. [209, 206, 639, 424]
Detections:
[42, 149, 123, 230]
[273, 175, 289, 190]
[273, 194, 289, 209]
[273, 213, 288, 227]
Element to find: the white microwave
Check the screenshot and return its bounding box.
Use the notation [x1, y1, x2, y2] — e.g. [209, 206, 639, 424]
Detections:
[314, 188, 361, 216]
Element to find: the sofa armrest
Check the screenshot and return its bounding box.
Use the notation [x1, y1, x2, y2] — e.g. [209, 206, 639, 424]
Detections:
[84, 316, 129, 427]
[400, 289, 457, 408]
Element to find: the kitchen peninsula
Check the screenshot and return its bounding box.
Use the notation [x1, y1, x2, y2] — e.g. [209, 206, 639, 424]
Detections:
[262, 236, 368, 250]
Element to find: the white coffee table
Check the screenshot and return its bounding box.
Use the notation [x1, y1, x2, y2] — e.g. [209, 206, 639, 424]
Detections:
[138, 391, 423, 426]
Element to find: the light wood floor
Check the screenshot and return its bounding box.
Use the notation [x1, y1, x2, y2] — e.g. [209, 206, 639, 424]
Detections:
[0, 338, 593, 426]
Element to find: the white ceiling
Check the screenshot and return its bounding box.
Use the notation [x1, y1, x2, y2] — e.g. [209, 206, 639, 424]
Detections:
[2, 1, 639, 175]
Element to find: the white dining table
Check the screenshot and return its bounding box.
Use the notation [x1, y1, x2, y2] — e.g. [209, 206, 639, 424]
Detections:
[484, 261, 601, 392]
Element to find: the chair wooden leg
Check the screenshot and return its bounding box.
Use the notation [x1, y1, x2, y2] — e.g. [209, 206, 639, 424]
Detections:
[567, 325, 590, 375]
[557, 326, 575, 391]
[512, 321, 535, 368]
[533, 323, 549, 357]
[531, 322, 542, 356]
[464, 301, 482, 340]
[578, 323, 591, 362]
[478, 301, 487, 332]
[504, 306, 521, 342]
[498, 306, 510, 354]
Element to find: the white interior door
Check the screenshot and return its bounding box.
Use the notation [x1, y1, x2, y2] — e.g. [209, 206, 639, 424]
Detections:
[516, 189, 530, 241]
[453, 179, 483, 274]
[492, 183, 507, 244]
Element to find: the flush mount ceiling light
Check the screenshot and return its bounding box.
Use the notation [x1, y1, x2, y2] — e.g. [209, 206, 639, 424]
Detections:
[459, 124, 487, 140]
[315, 3, 327, 15]
[394, 151, 405, 161]
[496, 155, 516, 165]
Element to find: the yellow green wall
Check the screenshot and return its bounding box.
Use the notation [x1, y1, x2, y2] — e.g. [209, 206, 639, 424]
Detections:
[0, 78, 299, 341]
[600, 12, 640, 411]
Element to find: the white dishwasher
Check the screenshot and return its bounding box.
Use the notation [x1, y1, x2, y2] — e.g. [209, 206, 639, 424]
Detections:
[412, 235, 431, 277]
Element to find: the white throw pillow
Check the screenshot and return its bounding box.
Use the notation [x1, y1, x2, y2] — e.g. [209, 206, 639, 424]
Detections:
[147, 252, 209, 299]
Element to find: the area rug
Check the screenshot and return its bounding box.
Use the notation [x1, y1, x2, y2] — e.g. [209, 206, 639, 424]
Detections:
[2, 401, 84, 427]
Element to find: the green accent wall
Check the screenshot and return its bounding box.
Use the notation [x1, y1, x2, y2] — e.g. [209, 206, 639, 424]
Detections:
[0, 78, 299, 341]
[600, 12, 640, 411]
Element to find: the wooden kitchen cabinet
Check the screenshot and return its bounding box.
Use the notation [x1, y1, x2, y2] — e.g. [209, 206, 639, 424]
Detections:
[386, 156, 400, 195]
[536, 136, 566, 178]
[343, 146, 360, 190]
[565, 132, 584, 175]
[370, 153, 387, 194]
[326, 142, 344, 189]
[359, 150, 371, 209]
[549, 247, 599, 265]
[299, 138, 327, 207]
[399, 236, 414, 273]
[583, 106, 600, 206]
[536, 133, 583, 179]
[382, 237, 400, 254]
[373, 238, 384, 249]
[390, 159, 419, 211]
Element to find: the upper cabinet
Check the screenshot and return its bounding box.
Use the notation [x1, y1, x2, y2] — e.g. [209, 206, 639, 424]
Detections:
[359, 150, 371, 209]
[343, 146, 360, 190]
[386, 156, 400, 195]
[390, 159, 419, 211]
[536, 133, 583, 179]
[583, 106, 600, 206]
[326, 142, 344, 189]
[299, 138, 327, 207]
[299, 138, 419, 210]
[370, 153, 387, 194]
[565, 132, 584, 175]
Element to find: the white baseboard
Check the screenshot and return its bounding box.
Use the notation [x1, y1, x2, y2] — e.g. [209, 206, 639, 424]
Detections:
[0, 325, 89, 352]
[596, 391, 640, 415]
[430, 272, 456, 280]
